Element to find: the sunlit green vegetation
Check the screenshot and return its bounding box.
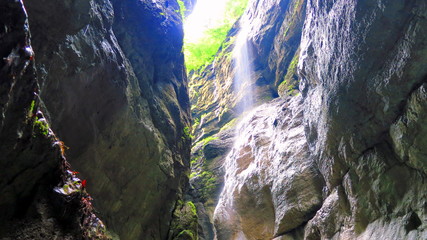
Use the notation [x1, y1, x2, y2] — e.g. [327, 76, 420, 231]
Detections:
[34, 118, 49, 136]
[184, 0, 249, 72]
[278, 50, 300, 96]
[182, 126, 194, 140]
[220, 118, 237, 132]
[177, 0, 186, 18]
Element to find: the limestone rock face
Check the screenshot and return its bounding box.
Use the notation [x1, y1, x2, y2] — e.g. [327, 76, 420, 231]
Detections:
[0, 0, 56, 221]
[390, 84, 427, 174]
[299, 0, 427, 188]
[299, 0, 427, 238]
[0, 1, 102, 239]
[6, 0, 191, 239]
[214, 96, 324, 239]
[189, 1, 307, 238]
[194, 0, 427, 239]
[190, 0, 306, 139]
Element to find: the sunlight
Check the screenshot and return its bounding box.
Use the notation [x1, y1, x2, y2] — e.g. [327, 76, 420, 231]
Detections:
[184, 0, 229, 43]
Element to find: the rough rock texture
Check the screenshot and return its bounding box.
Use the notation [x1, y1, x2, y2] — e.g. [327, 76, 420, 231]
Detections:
[2, 0, 191, 239]
[0, 1, 106, 239]
[214, 96, 324, 239]
[190, 0, 305, 140]
[390, 84, 427, 174]
[0, 1, 46, 219]
[188, 1, 307, 238]
[299, 0, 427, 238]
[209, 0, 427, 239]
[169, 200, 199, 240]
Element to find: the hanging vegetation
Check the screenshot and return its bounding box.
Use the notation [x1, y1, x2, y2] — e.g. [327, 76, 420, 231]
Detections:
[184, 0, 249, 72]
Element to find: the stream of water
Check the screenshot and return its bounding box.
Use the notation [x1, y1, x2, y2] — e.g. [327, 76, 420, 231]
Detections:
[233, 18, 254, 113]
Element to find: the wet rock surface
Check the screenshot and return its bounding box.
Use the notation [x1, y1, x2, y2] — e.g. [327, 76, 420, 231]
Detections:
[214, 96, 324, 239]
[298, 0, 427, 238]
[1, 0, 191, 239]
[2, 0, 427, 239]
[190, 0, 306, 137]
[0, 0, 56, 226]
[0, 1, 104, 239]
[188, 0, 307, 237]
[192, 0, 427, 239]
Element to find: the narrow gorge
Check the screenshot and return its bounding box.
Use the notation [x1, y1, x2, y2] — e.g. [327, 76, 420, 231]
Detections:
[0, 0, 426, 240]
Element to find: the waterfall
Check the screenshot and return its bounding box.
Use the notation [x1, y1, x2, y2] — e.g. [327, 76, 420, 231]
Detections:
[233, 18, 254, 113]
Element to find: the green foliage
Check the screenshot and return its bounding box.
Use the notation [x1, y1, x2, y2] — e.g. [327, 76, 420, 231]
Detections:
[171, 200, 198, 240]
[278, 51, 300, 96]
[199, 171, 217, 201]
[34, 119, 49, 136]
[29, 100, 35, 112]
[189, 171, 197, 179]
[220, 118, 237, 132]
[186, 201, 197, 215]
[192, 117, 200, 134]
[199, 136, 218, 146]
[177, 0, 186, 19]
[183, 126, 194, 140]
[28, 100, 35, 114]
[190, 155, 200, 168]
[216, 36, 236, 60]
[184, 0, 249, 72]
[176, 230, 194, 240]
[190, 168, 217, 201]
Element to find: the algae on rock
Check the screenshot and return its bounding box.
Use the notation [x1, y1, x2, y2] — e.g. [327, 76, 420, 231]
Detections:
[169, 200, 199, 240]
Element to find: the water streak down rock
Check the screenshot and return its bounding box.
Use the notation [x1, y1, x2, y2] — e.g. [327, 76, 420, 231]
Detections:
[207, 0, 427, 239]
[188, 1, 306, 238]
[214, 96, 324, 239]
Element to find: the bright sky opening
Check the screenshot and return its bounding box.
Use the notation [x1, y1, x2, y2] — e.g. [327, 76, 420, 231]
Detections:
[184, 0, 229, 43]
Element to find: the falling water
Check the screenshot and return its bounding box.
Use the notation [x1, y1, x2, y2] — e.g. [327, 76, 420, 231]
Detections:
[212, 16, 258, 240]
[233, 19, 254, 113]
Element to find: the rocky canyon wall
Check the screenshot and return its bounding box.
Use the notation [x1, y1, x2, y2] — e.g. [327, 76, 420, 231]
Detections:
[191, 0, 427, 239]
[299, 0, 427, 238]
[188, 0, 307, 239]
[0, 0, 191, 239]
[2, 0, 427, 239]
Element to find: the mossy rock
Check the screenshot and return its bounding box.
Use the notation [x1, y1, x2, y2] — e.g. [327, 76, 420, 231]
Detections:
[175, 230, 194, 240]
[170, 201, 198, 240]
[278, 49, 300, 97]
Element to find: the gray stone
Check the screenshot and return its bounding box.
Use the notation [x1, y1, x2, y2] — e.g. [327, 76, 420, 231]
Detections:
[390, 83, 427, 174]
[214, 97, 324, 239]
[22, 0, 191, 239]
[194, 0, 427, 239]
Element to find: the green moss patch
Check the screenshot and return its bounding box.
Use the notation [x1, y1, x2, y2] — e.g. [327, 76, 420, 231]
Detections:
[278, 49, 300, 97]
[170, 201, 198, 240]
[177, 0, 186, 18]
[34, 118, 50, 136]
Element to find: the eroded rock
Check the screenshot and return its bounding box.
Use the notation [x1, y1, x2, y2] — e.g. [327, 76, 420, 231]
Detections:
[20, 0, 191, 239]
[214, 96, 324, 239]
